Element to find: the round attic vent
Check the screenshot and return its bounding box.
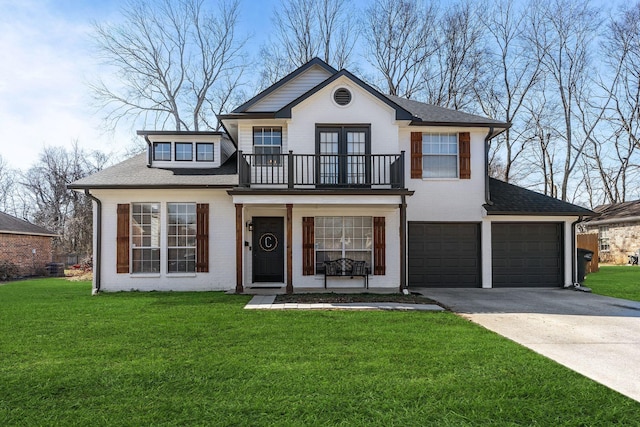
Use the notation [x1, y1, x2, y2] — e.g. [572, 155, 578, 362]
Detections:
[333, 88, 352, 106]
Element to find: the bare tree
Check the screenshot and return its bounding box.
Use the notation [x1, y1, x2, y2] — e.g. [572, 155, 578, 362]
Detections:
[363, 0, 438, 98]
[585, 2, 640, 204]
[478, 0, 541, 183]
[91, 0, 247, 131]
[21, 144, 110, 258]
[527, 0, 601, 201]
[423, 1, 487, 109]
[0, 155, 17, 215]
[259, 0, 358, 86]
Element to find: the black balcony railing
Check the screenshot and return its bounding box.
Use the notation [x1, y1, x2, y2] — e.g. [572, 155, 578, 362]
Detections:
[238, 151, 405, 189]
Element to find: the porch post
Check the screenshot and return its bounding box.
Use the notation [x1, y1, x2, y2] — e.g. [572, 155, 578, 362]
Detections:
[399, 195, 407, 291]
[235, 203, 244, 293]
[286, 203, 293, 294]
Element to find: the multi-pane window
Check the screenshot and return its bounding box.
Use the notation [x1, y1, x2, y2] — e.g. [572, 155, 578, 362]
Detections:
[319, 131, 339, 184]
[347, 131, 366, 184]
[254, 127, 282, 166]
[196, 143, 214, 161]
[153, 142, 171, 161]
[599, 226, 610, 252]
[131, 203, 160, 273]
[167, 203, 197, 273]
[315, 216, 372, 273]
[422, 133, 458, 178]
[175, 143, 193, 161]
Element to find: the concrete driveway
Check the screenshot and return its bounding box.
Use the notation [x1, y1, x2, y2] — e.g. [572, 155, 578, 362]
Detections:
[416, 288, 640, 403]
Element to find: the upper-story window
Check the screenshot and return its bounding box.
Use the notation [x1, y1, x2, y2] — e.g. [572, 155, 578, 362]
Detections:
[253, 127, 282, 166]
[196, 143, 214, 162]
[153, 142, 171, 161]
[175, 143, 193, 161]
[422, 133, 458, 178]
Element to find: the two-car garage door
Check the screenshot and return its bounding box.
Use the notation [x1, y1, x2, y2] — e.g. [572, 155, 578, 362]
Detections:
[408, 222, 563, 288]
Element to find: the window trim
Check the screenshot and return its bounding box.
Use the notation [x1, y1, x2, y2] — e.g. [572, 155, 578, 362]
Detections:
[421, 132, 459, 179]
[314, 216, 373, 274]
[175, 142, 194, 162]
[167, 202, 197, 273]
[195, 143, 214, 162]
[153, 142, 172, 161]
[130, 202, 161, 274]
[253, 126, 282, 166]
[599, 226, 610, 253]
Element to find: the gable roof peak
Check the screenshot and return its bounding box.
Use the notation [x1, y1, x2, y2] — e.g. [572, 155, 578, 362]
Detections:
[231, 57, 338, 114]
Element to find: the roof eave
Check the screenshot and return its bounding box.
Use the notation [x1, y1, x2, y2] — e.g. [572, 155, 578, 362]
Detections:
[484, 209, 595, 217]
[136, 130, 225, 136]
[68, 184, 237, 190]
[410, 120, 510, 128]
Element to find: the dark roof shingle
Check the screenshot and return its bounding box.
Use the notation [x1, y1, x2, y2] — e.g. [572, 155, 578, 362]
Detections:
[384, 94, 508, 127]
[485, 178, 594, 216]
[0, 212, 56, 236]
[69, 153, 238, 189]
[582, 200, 640, 223]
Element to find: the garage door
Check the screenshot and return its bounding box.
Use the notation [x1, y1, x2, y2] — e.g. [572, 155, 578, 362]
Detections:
[492, 223, 563, 287]
[408, 222, 481, 288]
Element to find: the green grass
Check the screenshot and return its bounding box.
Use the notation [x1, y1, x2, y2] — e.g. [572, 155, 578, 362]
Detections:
[585, 265, 640, 302]
[1, 279, 638, 426]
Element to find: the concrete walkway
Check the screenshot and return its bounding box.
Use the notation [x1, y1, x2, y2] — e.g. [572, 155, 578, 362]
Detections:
[244, 295, 444, 311]
[417, 288, 640, 403]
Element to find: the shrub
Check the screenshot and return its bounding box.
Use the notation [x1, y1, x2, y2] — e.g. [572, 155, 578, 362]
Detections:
[0, 260, 20, 281]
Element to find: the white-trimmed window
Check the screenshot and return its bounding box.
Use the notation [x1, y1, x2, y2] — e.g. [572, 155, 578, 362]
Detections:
[422, 133, 458, 178]
[131, 203, 161, 273]
[314, 216, 372, 273]
[599, 226, 610, 252]
[254, 127, 282, 166]
[167, 203, 197, 273]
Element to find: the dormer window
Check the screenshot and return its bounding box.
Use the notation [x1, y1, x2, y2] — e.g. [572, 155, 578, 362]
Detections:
[153, 142, 171, 161]
[175, 143, 193, 161]
[196, 143, 214, 161]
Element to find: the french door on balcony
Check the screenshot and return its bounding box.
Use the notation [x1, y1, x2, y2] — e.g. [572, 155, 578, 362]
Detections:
[316, 125, 371, 186]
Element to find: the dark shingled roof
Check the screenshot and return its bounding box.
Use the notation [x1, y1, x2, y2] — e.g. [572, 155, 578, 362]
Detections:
[69, 153, 238, 189]
[0, 212, 57, 236]
[385, 94, 509, 127]
[485, 178, 594, 216]
[582, 200, 640, 223]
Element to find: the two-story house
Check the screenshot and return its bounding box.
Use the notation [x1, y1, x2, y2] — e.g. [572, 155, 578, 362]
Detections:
[70, 58, 592, 294]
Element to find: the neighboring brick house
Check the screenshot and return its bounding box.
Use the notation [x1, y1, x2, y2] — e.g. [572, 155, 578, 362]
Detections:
[0, 211, 57, 276]
[579, 200, 640, 264]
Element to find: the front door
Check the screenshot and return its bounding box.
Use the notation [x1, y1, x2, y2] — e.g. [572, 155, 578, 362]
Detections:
[316, 125, 370, 186]
[252, 217, 285, 282]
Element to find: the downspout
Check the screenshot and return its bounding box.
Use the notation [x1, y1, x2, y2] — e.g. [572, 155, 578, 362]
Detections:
[571, 216, 584, 285]
[84, 190, 102, 295]
[143, 134, 152, 167]
[484, 127, 495, 206]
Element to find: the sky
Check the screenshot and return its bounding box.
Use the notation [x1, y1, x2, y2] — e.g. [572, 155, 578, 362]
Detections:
[0, 0, 279, 171]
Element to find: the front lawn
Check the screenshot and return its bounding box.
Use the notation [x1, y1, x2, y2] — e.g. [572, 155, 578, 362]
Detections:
[585, 265, 640, 302]
[1, 279, 638, 426]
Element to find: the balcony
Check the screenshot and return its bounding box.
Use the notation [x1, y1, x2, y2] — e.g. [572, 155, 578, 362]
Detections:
[238, 151, 405, 189]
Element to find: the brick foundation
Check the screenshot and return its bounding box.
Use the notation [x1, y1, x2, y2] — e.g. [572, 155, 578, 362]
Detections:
[0, 233, 53, 276]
